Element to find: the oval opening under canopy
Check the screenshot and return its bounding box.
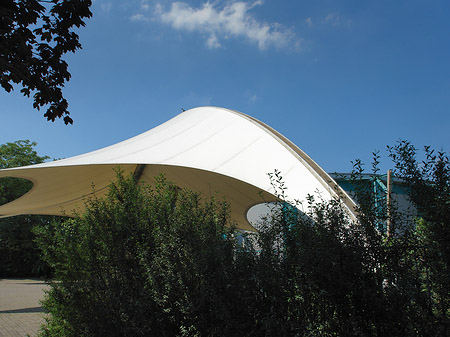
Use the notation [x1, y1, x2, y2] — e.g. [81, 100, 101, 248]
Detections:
[0, 177, 34, 206]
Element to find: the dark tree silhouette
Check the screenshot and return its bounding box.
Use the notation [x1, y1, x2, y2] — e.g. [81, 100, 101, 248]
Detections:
[0, 0, 92, 124]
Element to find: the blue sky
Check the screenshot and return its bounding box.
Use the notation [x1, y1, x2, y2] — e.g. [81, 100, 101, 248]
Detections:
[1, 0, 449, 174]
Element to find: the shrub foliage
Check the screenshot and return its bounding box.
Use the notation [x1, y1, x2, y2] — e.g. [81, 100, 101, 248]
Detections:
[36, 142, 449, 336]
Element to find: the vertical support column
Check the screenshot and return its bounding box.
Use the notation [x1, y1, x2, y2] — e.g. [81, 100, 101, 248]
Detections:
[386, 169, 392, 237]
[133, 164, 146, 183]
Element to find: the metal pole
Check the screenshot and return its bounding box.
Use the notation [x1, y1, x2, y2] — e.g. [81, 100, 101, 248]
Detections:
[387, 169, 392, 237]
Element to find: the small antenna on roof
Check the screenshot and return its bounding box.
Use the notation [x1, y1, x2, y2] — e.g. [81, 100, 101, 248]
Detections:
[181, 108, 186, 112]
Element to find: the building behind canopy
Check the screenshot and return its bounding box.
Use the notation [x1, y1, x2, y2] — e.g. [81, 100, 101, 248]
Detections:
[0, 107, 356, 230]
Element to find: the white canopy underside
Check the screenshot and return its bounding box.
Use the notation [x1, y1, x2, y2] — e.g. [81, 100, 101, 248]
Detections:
[0, 107, 355, 231]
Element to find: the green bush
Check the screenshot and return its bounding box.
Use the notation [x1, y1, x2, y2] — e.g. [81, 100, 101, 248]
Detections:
[36, 173, 251, 336]
[36, 142, 449, 336]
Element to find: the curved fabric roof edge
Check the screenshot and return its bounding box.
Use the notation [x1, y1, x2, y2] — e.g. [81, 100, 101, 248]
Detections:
[0, 106, 356, 230]
[225, 108, 356, 215]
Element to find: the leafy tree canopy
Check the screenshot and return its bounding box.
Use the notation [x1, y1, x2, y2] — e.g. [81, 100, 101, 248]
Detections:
[0, 0, 92, 124]
[0, 139, 48, 169]
[0, 140, 53, 277]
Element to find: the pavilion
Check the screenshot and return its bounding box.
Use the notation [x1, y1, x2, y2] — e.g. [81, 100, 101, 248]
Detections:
[0, 107, 355, 230]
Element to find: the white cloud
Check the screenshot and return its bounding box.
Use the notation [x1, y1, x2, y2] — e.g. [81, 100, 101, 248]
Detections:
[130, 13, 149, 22]
[305, 17, 313, 28]
[153, 1, 298, 50]
[322, 13, 351, 27]
[323, 13, 340, 25]
[140, 0, 150, 12]
[130, 0, 152, 20]
[207, 34, 221, 48]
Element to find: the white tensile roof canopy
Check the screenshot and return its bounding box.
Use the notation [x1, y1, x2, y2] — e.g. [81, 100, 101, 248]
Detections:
[0, 107, 355, 231]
